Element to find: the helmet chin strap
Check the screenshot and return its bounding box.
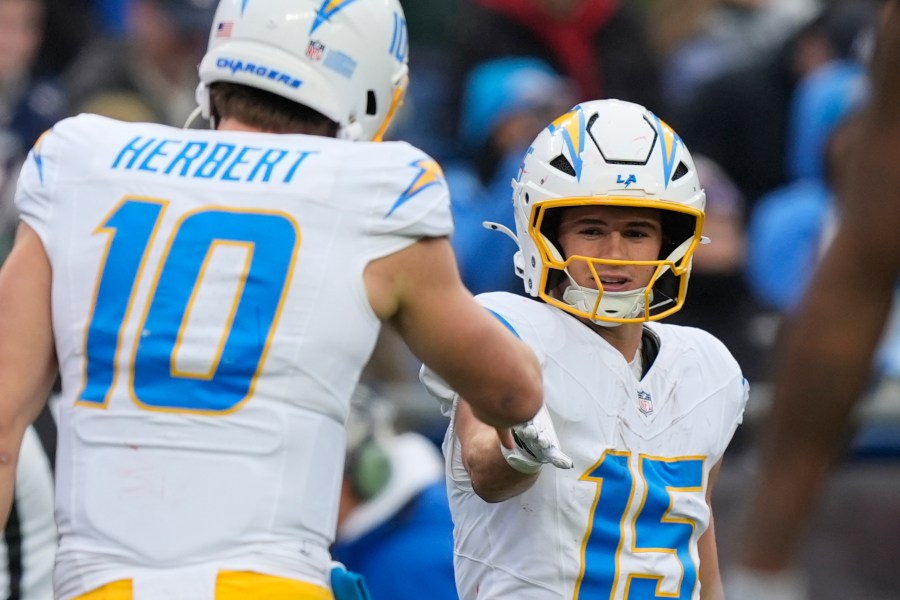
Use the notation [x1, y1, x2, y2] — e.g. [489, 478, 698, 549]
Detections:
[183, 105, 206, 130]
[562, 278, 650, 327]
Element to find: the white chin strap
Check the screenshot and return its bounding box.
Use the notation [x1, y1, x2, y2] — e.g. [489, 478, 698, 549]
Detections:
[562, 281, 650, 327]
[184, 105, 206, 129]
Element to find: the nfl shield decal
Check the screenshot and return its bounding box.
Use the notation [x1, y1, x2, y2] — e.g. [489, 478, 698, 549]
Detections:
[638, 390, 653, 415]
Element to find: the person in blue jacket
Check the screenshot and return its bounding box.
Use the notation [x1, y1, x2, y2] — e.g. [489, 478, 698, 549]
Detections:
[333, 392, 456, 600]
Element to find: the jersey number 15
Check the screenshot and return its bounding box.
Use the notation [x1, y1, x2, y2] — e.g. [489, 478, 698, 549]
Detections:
[576, 451, 704, 599]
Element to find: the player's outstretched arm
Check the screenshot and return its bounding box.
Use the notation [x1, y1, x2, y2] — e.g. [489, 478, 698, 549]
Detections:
[454, 399, 540, 502]
[453, 397, 573, 502]
[0, 224, 58, 526]
[365, 237, 542, 428]
[739, 0, 900, 577]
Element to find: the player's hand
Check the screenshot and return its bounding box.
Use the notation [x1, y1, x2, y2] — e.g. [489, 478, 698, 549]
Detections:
[500, 404, 573, 473]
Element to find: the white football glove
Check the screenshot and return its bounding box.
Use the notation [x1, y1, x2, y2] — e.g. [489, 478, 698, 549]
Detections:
[500, 403, 573, 473]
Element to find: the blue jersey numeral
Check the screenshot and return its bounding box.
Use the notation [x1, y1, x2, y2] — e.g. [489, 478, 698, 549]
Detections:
[79, 199, 299, 414]
[576, 452, 704, 599]
[389, 11, 408, 63]
[80, 199, 166, 406]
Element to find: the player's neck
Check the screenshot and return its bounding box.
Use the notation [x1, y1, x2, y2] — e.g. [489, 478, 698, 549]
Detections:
[216, 116, 339, 137]
[588, 320, 643, 363]
[216, 117, 265, 133]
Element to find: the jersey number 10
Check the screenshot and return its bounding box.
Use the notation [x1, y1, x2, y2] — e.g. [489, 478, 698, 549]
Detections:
[78, 198, 299, 414]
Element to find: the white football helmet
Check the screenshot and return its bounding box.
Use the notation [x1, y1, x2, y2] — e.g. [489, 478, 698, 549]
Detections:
[499, 99, 706, 326]
[196, 0, 409, 141]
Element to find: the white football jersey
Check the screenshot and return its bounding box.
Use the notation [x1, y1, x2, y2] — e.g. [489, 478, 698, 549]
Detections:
[424, 292, 748, 600]
[15, 114, 452, 599]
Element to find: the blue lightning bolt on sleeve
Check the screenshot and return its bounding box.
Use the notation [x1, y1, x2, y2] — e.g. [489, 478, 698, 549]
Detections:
[358, 142, 454, 262]
[15, 123, 60, 247]
[384, 158, 446, 217]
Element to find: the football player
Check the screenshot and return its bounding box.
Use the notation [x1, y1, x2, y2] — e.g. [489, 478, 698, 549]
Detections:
[0, 1, 543, 598]
[731, 2, 900, 598]
[423, 99, 748, 599]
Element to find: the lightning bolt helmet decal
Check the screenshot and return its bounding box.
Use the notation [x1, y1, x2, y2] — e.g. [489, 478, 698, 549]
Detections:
[310, 0, 362, 34]
[547, 106, 586, 180]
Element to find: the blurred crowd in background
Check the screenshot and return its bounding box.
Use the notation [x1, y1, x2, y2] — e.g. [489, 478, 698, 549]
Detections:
[2, 0, 899, 598]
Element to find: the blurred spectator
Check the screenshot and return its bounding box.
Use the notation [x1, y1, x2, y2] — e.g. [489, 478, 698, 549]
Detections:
[0, 0, 66, 147]
[746, 60, 868, 312]
[91, 0, 129, 37]
[447, 0, 663, 150]
[64, 0, 215, 126]
[658, 0, 819, 111]
[445, 57, 575, 295]
[749, 94, 900, 391]
[386, 0, 465, 160]
[667, 154, 771, 383]
[1, 403, 57, 600]
[645, 0, 719, 61]
[786, 60, 869, 183]
[31, 0, 94, 77]
[0, 0, 67, 261]
[0, 136, 18, 261]
[333, 389, 456, 600]
[675, 0, 879, 208]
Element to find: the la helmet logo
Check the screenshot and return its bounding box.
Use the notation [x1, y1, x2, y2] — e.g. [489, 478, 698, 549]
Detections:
[617, 174, 636, 187]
